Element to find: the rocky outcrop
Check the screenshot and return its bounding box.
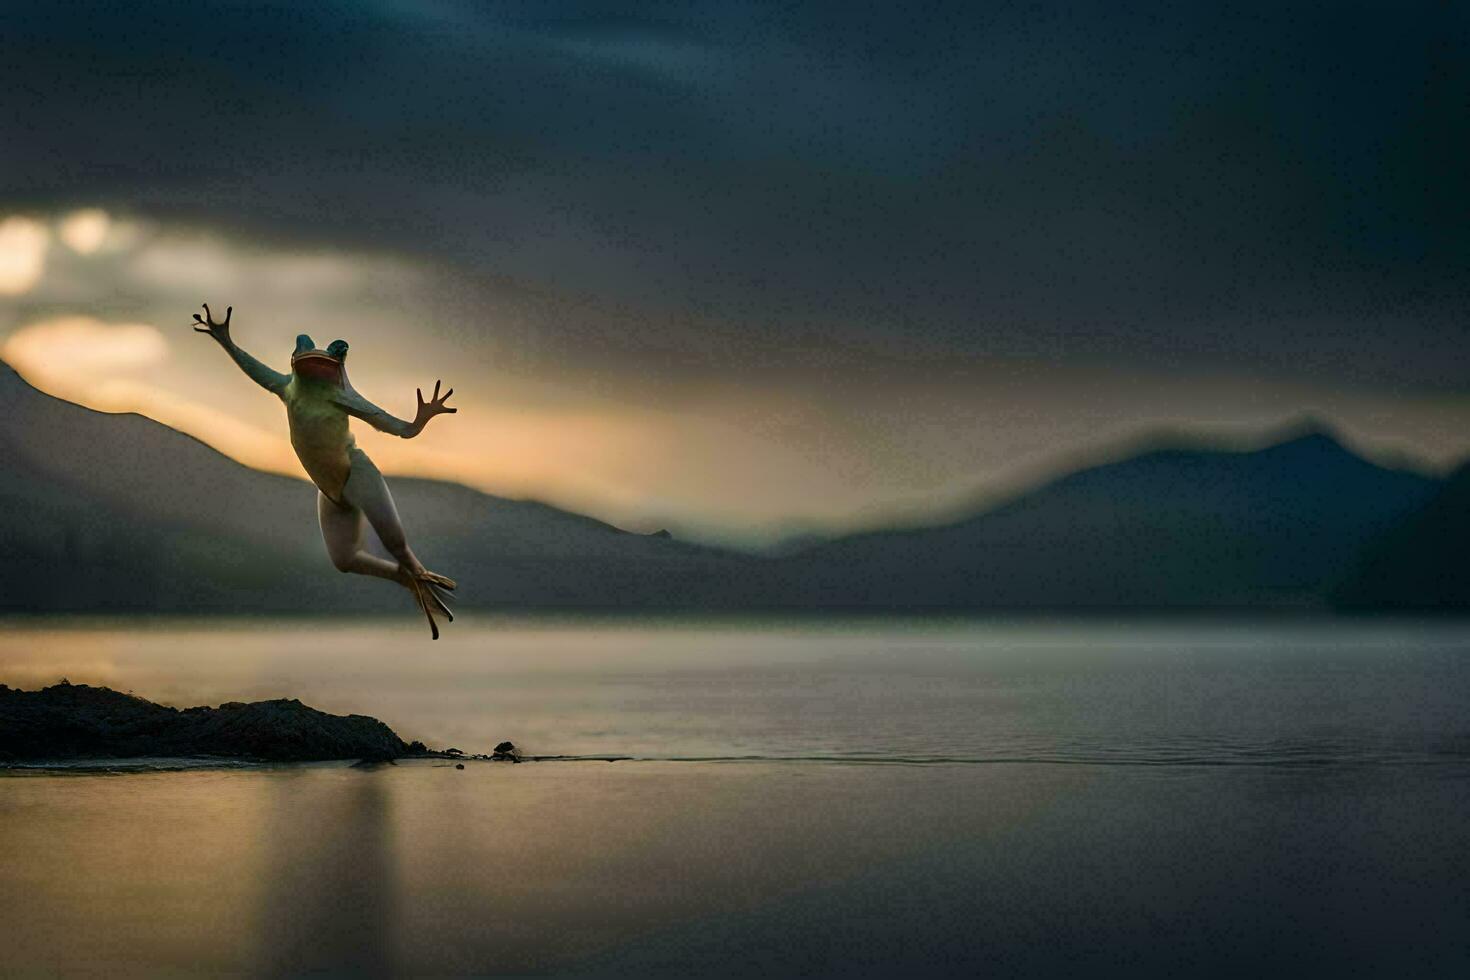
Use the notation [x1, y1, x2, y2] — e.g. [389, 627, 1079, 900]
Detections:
[0, 682, 410, 762]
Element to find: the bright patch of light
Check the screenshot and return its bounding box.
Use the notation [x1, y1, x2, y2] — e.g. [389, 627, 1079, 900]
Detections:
[0, 316, 170, 387]
[1, 315, 301, 478]
[0, 216, 49, 294]
[59, 208, 111, 254]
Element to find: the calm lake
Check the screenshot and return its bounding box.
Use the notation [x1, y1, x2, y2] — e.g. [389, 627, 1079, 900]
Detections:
[2, 616, 1468, 976]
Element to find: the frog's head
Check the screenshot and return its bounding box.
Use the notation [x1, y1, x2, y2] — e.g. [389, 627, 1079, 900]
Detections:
[290, 334, 349, 385]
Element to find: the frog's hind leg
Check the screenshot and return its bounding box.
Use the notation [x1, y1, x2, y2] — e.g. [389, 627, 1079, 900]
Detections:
[317, 492, 402, 583]
[341, 449, 456, 639]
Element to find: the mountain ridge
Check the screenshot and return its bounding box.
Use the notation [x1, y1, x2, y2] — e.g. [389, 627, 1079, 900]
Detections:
[0, 362, 753, 612]
[769, 424, 1441, 609]
[0, 362, 1456, 612]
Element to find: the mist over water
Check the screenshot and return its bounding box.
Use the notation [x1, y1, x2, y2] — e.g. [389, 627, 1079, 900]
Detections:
[3, 617, 1468, 976]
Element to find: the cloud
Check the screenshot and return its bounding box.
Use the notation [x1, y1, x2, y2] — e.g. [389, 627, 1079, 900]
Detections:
[4, 5, 1469, 389]
[1, 316, 169, 381]
[58, 208, 110, 254]
[0, 216, 48, 295]
[127, 234, 389, 299]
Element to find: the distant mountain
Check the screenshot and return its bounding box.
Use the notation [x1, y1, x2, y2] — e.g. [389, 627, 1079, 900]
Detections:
[768, 429, 1442, 609]
[0, 363, 754, 613]
[1331, 461, 1470, 610]
[0, 363, 1450, 613]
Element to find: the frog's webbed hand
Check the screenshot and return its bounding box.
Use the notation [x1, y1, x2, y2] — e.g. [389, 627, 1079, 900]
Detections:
[412, 380, 457, 432]
[191, 303, 290, 397]
[335, 379, 456, 438]
[191, 302, 232, 344]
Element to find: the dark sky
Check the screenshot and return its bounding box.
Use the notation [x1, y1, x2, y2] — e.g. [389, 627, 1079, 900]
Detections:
[3, 1, 1468, 540]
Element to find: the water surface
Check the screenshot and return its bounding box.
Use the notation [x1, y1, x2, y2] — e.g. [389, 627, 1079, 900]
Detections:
[2, 616, 1468, 976]
[4, 615, 1468, 766]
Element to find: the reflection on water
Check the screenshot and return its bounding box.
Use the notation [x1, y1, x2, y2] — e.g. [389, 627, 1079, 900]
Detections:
[255, 769, 397, 976]
[0, 759, 1063, 975]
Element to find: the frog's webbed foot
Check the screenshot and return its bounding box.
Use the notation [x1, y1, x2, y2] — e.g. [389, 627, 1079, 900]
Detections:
[420, 571, 456, 592]
[403, 570, 456, 640]
[407, 579, 442, 640]
[422, 579, 454, 623]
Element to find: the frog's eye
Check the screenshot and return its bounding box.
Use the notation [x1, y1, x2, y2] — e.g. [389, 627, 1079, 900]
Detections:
[327, 339, 349, 360]
[294, 333, 316, 354]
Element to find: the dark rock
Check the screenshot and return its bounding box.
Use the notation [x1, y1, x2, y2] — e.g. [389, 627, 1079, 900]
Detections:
[455, 763, 465, 770]
[0, 684, 411, 763]
[492, 740, 520, 762]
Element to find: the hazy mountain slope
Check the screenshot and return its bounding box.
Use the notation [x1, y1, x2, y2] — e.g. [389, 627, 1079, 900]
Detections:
[1, 364, 1448, 613]
[0, 364, 751, 612]
[0, 366, 322, 611]
[772, 431, 1441, 609]
[1331, 461, 1470, 610]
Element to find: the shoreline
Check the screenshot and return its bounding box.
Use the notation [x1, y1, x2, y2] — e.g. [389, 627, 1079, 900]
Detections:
[0, 682, 520, 766]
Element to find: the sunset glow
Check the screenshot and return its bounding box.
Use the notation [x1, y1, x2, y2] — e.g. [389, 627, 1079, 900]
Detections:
[3, 204, 1470, 545]
[0, 216, 48, 295]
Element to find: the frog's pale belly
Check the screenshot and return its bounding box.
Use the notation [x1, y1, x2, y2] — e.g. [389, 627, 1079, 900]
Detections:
[285, 390, 354, 502]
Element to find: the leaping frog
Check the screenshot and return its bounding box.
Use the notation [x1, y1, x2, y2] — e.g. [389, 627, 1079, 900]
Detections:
[192, 303, 458, 638]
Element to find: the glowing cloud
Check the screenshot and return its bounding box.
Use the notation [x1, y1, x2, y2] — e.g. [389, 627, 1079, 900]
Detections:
[0, 216, 49, 294]
[1, 316, 170, 386]
[58, 208, 111, 254]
